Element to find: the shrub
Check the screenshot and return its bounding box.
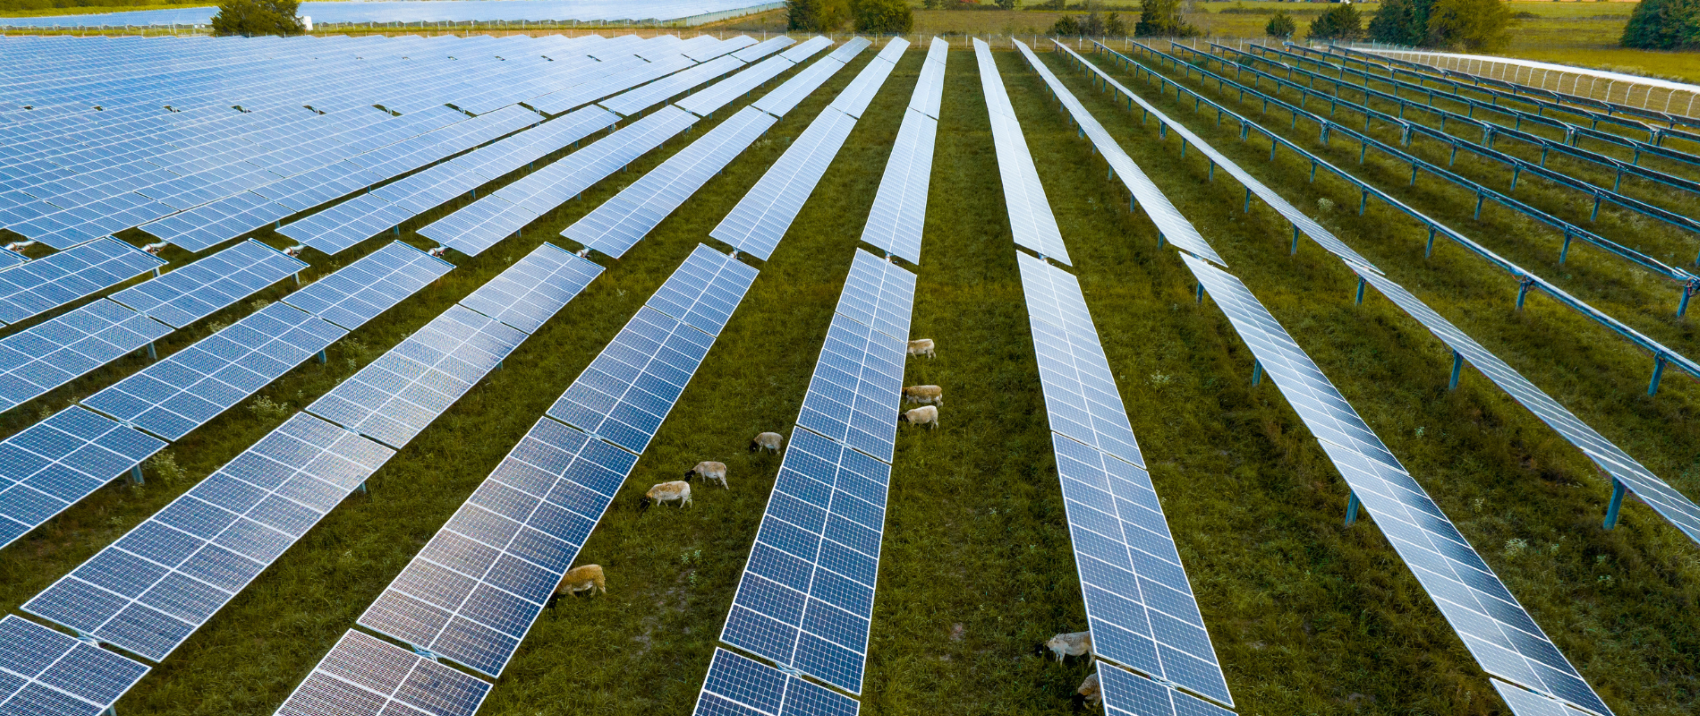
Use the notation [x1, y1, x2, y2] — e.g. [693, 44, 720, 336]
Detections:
[1265, 10, 1296, 39]
[1621, 0, 1700, 49]
[249, 395, 293, 422]
[1053, 10, 1126, 36]
[787, 0, 850, 31]
[210, 0, 304, 36]
[1427, 0, 1513, 51]
[1135, 0, 1199, 37]
[1307, 4, 1362, 42]
[1368, 0, 1433, 46]
[854, 0, 913, 32]
[995, 0, 1019, 9]
[146, 451, 188, 485]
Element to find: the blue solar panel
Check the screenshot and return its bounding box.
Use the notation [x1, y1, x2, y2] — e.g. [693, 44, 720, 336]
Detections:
[1096, 662, 1234, 716]
[0, 614, 150, 716]
[793, 313, 906, 465]
[281, 241, 454, 331]
[644, 244, 760, 337]
[692, 647, 860, 716]
[0, 298, 172, 414]
[81, 303, 347, 441]
[357, 417, 637, 678]
[23, 413, 394, 662]
[710, 107, 858, 261]
[109, 240, 308, 328]
[0, 237, 165, 326]
[272, 630, 490, 716]
[833, 250, 915, 342]
[457, 243, 602, 334]
[0, 407, 166, 550]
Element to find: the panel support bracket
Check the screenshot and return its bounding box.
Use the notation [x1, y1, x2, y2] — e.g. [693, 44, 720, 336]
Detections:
[1344, 491, 1361, 526]
[130, 465, 144, 486]
[1251, 360, 1263, 386]
[1448, 350, 1464, 390]
[1603, 479, 1627, 530]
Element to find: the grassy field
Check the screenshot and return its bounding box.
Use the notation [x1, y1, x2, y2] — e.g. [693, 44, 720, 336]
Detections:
[0, 38, 1697, 716]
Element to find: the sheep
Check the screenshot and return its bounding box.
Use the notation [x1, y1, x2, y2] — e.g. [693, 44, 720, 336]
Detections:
[639, 481, 692, 512]
[907, 338, 935, 359]
[684, 461, 728, 490]
[1034, 631, 1092, 663]
[749, 431, 783, 453]
[1072, 672, 1102, 711]
[901, 385, 942, 406]
[898, 405, 938, 429]
[548, 564, 606, 606]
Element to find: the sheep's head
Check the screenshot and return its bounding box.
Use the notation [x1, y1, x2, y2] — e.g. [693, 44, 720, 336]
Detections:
[682, 469, 695, 481]
[898, 411, 910, 423]
[637, 497, 653, 513]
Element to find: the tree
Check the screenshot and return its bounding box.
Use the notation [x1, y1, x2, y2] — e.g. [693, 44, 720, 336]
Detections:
[1307, 4, 1362, 42]
[853, 0, 912, 33]
[1265, 10, 1295, 40]
[1621, 0, 1700, 49]
[1135, 0, 1198, 37]
[209, 0, 303, 36]
[787, 0, 849, 31]
[1053, 14, 1080, 35]
[1045, 0, 1066, 10]
[1054, 10, 1127, 36]
[1368, 0, 1433, 46]
[1427, 0, 1512, 50]
[995, 0, 1019, 9]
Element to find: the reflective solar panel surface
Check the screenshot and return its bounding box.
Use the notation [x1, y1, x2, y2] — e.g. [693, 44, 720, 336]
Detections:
[457, 243, 602, 334]
[357, 417, 638, 678]
[858, 109, 937, 266]
[719, 427, 891, 694]
[0, 614, 149, 716]
[5, 1, 777, 27]
[110, 240, 308, 328]
[711, 108, 859, 261]
[1182, 253, 1611, 716]
[0, 237, 165, 326]
[751, 46, 861, 119]
[272, 629, 491, 716]
[0, 298, 172, 414]
[23, 414, 394, 662]
[0, 407, 167, 549]
[693, 647, 860, 716]
[281, 241, 454, 331]
[642, 244, 761, 337]
[678, 54, 800, 118]
[974, 40, 1072, 266]
[907, 38, 949, 120]
[1096, 662, 1234, 716]
[735, 36, 799, 63]
[826, 39, 907, 120]
[793, 307, 907, 467]
[1493, 679, 1597, 716]
[81, 303, 347, 441]
[599, 55, 744, 117]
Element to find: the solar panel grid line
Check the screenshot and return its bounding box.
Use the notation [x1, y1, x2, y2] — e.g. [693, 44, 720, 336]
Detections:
[271, 629, 491, 716]
[793, 307, 907, 465]
[0, 298, 173, 415]
[1095, 661, 1235, 716]
[280, 242, 453, 331]
[693, 647, 861, 716]
[709, 108, 858, 261]
[973, 39, 1073, 266]
[0, 614, 151, 716]
[1180, 253, 1613, 716]
[0, 406, 167, 550]
[598, 55, 747, 118]
[456, 242, 603, 335]
[678, 54, 799, 119]
[857, 109, 936, 266]
[0, 236, 165, 326]
[21, 413, 395, 662]
[108, 239, 309, 329]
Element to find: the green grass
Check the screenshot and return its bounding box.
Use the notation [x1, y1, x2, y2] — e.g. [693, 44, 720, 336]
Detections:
[0, 41, 1697, 716]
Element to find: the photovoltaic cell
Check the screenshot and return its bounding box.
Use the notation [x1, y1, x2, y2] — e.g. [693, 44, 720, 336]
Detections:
[907, 38, 949, 120]
[281, 241, 455, 331]
[457, 243, 602, 334]
[1096, 662, 1234, 716]
[0, 298, 172, 414]
[0, 614, 149, 716]
[356, 417, 638, 678]
[832, 250, 915, 342]
[642, 244, 760, 337]
[751, 49, 860, 119]
[975, 39, 1072, 266]
[80, 303, 347, 441]
[272, 630, 490, 716]
[794, 312, 907, 466]
[1182, 253, 1611, 716]
[0, 237, 165, 326]
[710, 109, 858, 261]
[678, 54, 799, 119]
[0, 407, 167, 550]
[23, 414, 394, 662]
[719, 427, 891, 694]
[109, 240, 308, 328]
[692, 647, 860, 716]
[857, 110, 937, 266]
[825, 39, 908, 120]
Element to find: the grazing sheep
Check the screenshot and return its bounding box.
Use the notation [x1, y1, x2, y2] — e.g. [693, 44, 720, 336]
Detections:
[907, 338, 935, 359]
[901, 385, 943, 406]
[898, 405, 938, 429]
[550, 564, 606, 605]
[749, 431, 783, 453]
[684, 461, 728, 490]
[1072, 672, 1102, 711]
[639, 481, 692, 512]
[1034, 631, 1092, 662]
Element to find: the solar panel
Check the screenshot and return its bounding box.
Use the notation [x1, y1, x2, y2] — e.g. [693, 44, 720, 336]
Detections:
[751, 50, 859, 119]
[282, 241, 455, 331]
[599, 55, 745, 117]
[137, 191, 294, 253]
[1096, 662, 1234, 716]
[272, 630, 491, 716]
[975, 40, 1072, 266]
[0, 407, 167, 550]
[80, 303, 347, 441]
[457, 242, 602, 334]
[1181, 253, 1612, 716]
[719, 427, 891, 694]
[858, 110, 937, 265]
[735, 36, 799, 63]
[832, 251, 915, 342]
[641, 244, 761, 337]
[306, 305, 526, 449]
[0, 298, 171, 414]
[678, 55, 799, 118]
[710, 109, 858, 261]
[564, 107, 776, 258]
[1493, 679, 1598, 716]
[907, 38, 949, 120]
[0, 237, 165, 326]
[779, 36, 835, 64]
[109, 240, 309, 328]
[826, 39, 908, 120]
[22, 414, 394, 662]
[274, 195, 414, 258]
[544, 307, 704, 452]
[825, 37, 874, 64]
[356, 417, 638, 678]
[693, 647, 860, 716]
[0, 614, 150, 716]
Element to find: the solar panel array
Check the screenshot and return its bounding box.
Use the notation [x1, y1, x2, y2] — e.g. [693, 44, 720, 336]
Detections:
[22, 413, 396, 662]
[751, 39, 868, 119]
[273, 629, 492, 716]
[1095, 661, 1233, 716]
[5, 0, 780, 27]
[0, 407, 167, 549]
[0, 237, 165, 326]
[0, 614, 150, 716]
[109, 240, 308, 329]
[280, 241, 455, 331]
[678, 52, 806, 118]
[455, 243, 601, 335]
[547, 245, 757, 453]
[696, 647, 861, 716]
[0, 298, 172, 414]
[564, 107, 777, 258]
[599, 55, 746, 117]
[1181, 253, 1612, 716]
[826, 39, 908, 120]
[858, 39, 947, 265]
[792, 256, 913, 464]
[973, 39, 1072, 265]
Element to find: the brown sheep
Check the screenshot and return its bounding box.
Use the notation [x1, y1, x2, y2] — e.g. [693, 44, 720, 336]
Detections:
[639, 481, 692, 513]
[749, 431, 783, 453]
[1035, 631, 1092, 662]
[684, 461, 728, 489]
[898, 405, 938, 429]
[901, 385, 942, 406]
[550, 564, 606, 605]
[907, 338, 935, 359]
[1072, 671, 1101, 711]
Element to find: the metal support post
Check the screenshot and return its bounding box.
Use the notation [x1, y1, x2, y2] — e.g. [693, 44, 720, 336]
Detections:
[356, 481, 369, 495]
[1354, 277, 1366, 305]
[1290, 225, 1300, 255]
[1559, 231, 1573, 264]
[1344, 491, 1360, 526]
[1603, 479, 1626, 529]
[1648, 354, 1667, 396]
[146, 343, 157, 361]
[1251, 360, 1263, 386]
[1195, 283, 1205, 304]
[1156, 233, 1166, 247]
[130, 465, 144, 486]
[1425, 226, 1438, 258]
[1515, 276, 1534, 309]
[1680, 283, 1697, 318]
[1449, 350, 1463, 390]
[317, 350, 328, 364]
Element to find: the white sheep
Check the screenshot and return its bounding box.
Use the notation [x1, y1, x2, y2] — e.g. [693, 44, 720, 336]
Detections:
[639, 481, 692, 512]
[749, 431, 783, 454]
[1036, 631, 1092, 662]
[553, 564, 606, 601]
[1073, 672, 1102, 711]
[684, 461, 728, 490]
[898, 405, 938, 429]
[901, 385, 942, 406]
[907, 338, 935, 359]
